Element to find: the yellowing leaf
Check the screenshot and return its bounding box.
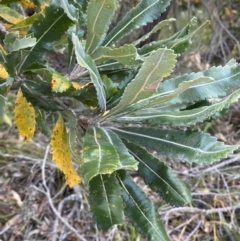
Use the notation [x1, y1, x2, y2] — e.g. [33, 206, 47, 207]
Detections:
[0, 64, 8, 79]
[51, 73, 71, 92]
[14, 89, 36, 140]
[72, 82, 82, 90]
[20, 0, 35, 9]
[9, 13, 39, 36]
[0, 5, 23, 24]
[50, 115, 81, 187]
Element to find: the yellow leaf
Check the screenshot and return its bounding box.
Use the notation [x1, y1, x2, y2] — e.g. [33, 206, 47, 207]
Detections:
[224, 7, 232, 17]
[72, 82, 82, 90]
[14, 89, 36, 140]
[51, 73, 71, 93]
[20, 0, 35, 9]
[0, 64, 8, 79]
[9, 14, 39, 36]
[0, 14, 22, 24]
[50, 115, 81, 187]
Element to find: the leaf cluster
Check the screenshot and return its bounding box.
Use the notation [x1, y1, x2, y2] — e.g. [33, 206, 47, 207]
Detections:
[0, 0, 240, 240]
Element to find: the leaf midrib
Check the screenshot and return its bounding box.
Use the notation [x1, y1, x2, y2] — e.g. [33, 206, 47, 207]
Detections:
[129, 149, 187, 203]
[104, 0, 160, 46]
[86, 0, 106, 53]
[109, 127, 233, 155]
[118, 175, 165, 239]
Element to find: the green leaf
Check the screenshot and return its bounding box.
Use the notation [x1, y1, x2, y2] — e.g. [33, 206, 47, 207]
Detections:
[60, 0, 79, 22]
[118, 88, 240, 127]
[5, 50, 24, 77]
[156, 63, 240, 109]
[117, 170, 170, 241]
[0, 77, 13, 95]
[89, 173, 124, 231]
[124, 141, 191, 206]
[85, 0, 116, 54]
[7, 35, 37, 53]
[63, 109, 81, 159]
[0, 5, 23, 24]
[4, 32, 19, 51]
[165, 20, 210, 54]
[0, 95, 6, 119]
[21, 82, 63, 111]
[133, 18, 176, 46]
[105, 48, 176, 116]
[110, 127, 239, 164]
[0, 49, 6, 63]
[19, 2, 73, 70]
[102, 75, 117, 99]
[81, 126, 119, 182]
[72, 33, 106, 111]
[82, 126, 138, 182]
[102, 0, 172, 46]
[35, 107, 51, 137]
[91, 44, 140, 65]
[113, 76, 213, 118]
[102, 128, 138, 170]
[0, 0, 20, 3]
[9, 13, 39, 35]
[138, 17, 198, 56]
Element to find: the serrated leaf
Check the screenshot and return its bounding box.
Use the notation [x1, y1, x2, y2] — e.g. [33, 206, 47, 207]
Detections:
[21, 82, 63, 111]
[50, 115, 81, 188]
[133, 18, 176, 46]
[0, 5, 23, 24]
[119, 88, 240, 127]
[138, 17, 198, 56]
[7, 35, 37, 53]
[91, 44, 140, 65]
[125, 141, 191, 206]
[4, 32, 19, 51]
[89, 173, 124, 231]
[105, 48, 176, 116]
[102, 0, 171, 47]
[85, 0, 116, 54]
[14, 88, 36, 140]
[165, 20, 210, 54]
[9, 13, 39, 35]
[60, 0, 79, 22]
[156, 63, 240, 109]
[20, 3, 73, 70]
[72, 33, 106, 111]
[117, 170, 170, 241]
[112, 76, 214, 119]
[102, 128, 138, 170]
[0, 64, 9, 79]
[0, 95, 6, 119]
[110, 127, 239, 164]
[51, 72, 71, 92]
[82, 126, 137, 183]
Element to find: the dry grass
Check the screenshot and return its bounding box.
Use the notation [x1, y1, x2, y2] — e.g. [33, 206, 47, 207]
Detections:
[1, 102, 240, 241]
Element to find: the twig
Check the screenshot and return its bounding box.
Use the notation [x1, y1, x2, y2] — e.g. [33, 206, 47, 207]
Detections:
[40, 145, 87, 241]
